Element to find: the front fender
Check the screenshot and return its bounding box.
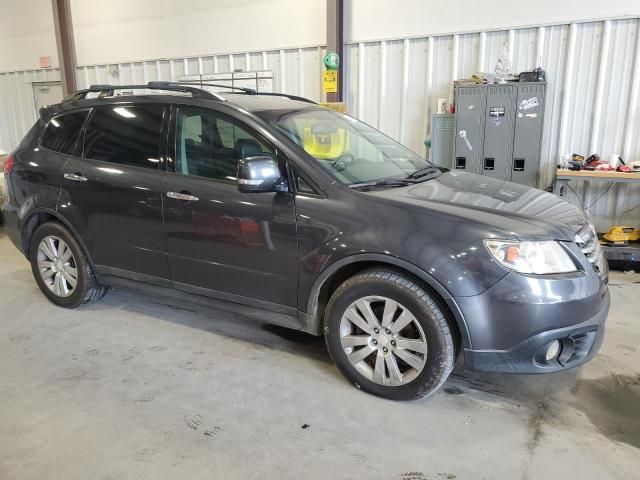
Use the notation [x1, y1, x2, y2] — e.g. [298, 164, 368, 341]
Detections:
[304, 253, 473, 350]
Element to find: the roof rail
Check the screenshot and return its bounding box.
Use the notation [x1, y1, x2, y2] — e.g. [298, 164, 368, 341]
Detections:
[61, 81, 317, 105]
[62, 82, 225, 102]
[150, 80, 316, 104]
[152, 80, 256, 94]
[238, 91, 317, 104]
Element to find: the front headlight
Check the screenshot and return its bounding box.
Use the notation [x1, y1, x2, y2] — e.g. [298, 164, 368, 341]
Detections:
[484, 240, 577, 274]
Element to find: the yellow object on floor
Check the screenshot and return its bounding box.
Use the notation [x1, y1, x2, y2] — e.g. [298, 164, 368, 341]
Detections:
[319, 102, 347, 113]
[302, 126, 348, 159]
[602, 226, 640, 245]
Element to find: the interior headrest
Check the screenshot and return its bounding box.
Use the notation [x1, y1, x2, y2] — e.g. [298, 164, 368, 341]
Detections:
[235, 138, 262, 159]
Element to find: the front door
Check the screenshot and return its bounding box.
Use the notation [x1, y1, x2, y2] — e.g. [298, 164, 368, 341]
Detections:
[163, 107, 298, 310]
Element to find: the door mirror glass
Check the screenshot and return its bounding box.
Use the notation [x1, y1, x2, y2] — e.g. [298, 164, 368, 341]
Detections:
[237, 156, 286, 193]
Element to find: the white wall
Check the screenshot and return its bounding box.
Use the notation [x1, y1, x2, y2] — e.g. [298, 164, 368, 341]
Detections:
[0, 0, 58, 72]
[5, 0, 637, 70]
[70, 0, 326, 66]
[345, 0, 640, 41]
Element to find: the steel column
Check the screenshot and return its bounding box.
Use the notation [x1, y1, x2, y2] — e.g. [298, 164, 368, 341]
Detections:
[326, 0, 344, 102]
[51, 0, 77, 96]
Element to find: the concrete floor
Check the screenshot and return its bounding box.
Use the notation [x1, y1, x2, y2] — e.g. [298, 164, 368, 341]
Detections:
[0, 228, 639, 480]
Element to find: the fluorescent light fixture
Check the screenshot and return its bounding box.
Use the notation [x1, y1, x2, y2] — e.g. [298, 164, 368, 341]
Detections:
[50, 119, 60, 127]
[113, 107, 136, 118]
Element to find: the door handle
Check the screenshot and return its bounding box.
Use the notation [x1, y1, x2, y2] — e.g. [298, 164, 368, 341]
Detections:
[63, 172, 88, 182]
[167, 191, 199, 202]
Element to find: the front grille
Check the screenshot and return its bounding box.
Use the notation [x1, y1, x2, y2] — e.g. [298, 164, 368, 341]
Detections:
[575, 223, 605, 274]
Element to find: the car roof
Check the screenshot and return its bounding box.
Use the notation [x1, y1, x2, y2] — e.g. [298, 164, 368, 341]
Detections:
[222, 93, 320, 112]
[47, 90, 321, 120]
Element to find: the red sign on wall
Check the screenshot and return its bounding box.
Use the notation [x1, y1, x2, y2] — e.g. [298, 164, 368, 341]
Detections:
[39, 56, 51, 68]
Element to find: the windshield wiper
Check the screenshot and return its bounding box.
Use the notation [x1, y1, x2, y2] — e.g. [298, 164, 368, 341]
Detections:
[348, 179, 411, 191]
[406, 165, 447, 180]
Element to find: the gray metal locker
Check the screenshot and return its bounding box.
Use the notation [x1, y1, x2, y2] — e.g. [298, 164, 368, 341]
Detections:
[482, 85, 516, 181]
[452, 82, 546, 187]
[511, 83, 546, 187]
[430, 113, 455, 169]
[453, 86, 485, 173]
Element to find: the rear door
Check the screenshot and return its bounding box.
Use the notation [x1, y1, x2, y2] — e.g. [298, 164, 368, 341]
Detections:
[162, 106, 298, 310]
[16, 109, 89, 207]
[58, 103, 170, 284]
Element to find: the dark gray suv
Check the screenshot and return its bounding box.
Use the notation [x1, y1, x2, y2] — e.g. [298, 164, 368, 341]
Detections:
[1, 82, 609, 400]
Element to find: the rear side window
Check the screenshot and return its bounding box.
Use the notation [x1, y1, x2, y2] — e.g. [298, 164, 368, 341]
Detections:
[40, 111, 88, 155]
[83, 105, 164, 169]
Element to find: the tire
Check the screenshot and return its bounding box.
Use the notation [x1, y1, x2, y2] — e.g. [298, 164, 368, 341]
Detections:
[324, 269, 455, 401]
[29, 222, 108, 308]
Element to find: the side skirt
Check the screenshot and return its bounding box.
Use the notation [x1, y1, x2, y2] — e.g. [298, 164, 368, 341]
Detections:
[96, 268, 318, 335]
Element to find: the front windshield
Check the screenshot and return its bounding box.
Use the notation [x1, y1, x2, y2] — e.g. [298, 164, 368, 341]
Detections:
[268, 109, 431, 185]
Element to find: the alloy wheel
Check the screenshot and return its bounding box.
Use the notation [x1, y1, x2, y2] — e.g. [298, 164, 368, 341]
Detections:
[37, 235, 78, 298]
[339, 296, 428, 386]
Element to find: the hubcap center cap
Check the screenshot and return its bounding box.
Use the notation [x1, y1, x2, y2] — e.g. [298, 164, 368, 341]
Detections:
[53, 259, 64, 272]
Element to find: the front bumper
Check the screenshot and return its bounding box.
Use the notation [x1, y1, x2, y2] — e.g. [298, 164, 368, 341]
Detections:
[456, 262, 610, 374]
[463, 289, 609, 373]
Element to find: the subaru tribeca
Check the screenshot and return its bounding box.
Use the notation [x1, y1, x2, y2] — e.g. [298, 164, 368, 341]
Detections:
[1, 82, 609, 400]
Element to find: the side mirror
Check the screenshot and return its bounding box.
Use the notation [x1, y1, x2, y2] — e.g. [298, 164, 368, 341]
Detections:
[237, 156, 287, 193]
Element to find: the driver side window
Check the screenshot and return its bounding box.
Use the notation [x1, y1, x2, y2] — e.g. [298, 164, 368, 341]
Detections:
[175, 109, 274, 181]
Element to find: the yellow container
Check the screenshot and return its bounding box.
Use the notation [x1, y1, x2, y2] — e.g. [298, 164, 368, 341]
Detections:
[302, 127, 348, 159]
[603, 226, 640, 244]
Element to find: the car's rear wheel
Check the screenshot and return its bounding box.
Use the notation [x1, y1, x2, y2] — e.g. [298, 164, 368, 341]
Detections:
[324, 269, 455, 400]
[29, 222, 108, 308]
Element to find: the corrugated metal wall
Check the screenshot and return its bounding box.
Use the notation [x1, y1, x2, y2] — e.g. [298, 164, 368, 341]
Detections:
[345, 17, 640, 231]
[73, 46, 326, 98]
[0, 46, 325, 153]
[2, 18, 640, 230]
[0, 68, 61, 151]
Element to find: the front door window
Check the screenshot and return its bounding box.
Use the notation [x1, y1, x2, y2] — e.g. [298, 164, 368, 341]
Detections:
[175, 109, 275, 181]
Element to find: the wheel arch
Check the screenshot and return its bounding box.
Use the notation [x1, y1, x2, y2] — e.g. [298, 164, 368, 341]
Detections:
[305, 254, 472, 350]
[21, 208, 95, 268]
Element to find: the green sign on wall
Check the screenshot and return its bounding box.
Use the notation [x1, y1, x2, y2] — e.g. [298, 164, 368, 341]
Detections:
[323, 51, 340, 70]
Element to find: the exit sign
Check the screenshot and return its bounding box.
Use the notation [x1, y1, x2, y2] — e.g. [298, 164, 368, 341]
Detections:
[39, 56, 51, 68]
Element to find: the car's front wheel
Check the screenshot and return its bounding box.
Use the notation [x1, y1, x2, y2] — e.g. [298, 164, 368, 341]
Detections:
[324, 269, 455, 400]
[29, 222, 108, 308]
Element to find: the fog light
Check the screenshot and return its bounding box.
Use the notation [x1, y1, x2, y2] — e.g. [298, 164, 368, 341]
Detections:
[545, 340, 562, 362]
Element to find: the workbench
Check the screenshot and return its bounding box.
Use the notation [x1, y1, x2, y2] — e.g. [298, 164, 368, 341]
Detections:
[553, 169, 640, 196]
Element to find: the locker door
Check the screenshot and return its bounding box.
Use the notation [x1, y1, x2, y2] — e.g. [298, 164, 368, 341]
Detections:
[453, 85, 485, 174]
[430, 113, 455, 169]
[482, 85, 515, 181]
[512, 83, 546, 187]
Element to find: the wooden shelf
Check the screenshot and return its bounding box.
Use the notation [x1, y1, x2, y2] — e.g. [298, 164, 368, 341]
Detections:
[556, 169, 640, 180]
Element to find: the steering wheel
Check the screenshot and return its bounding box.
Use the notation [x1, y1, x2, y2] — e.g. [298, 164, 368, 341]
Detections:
[331, 152, 355, 172]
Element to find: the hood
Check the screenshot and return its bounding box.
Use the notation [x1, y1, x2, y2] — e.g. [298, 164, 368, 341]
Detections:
[366, 171, 588, 241]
